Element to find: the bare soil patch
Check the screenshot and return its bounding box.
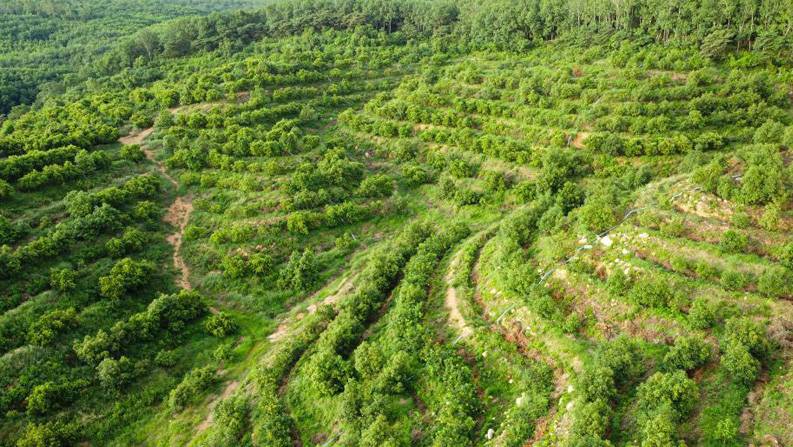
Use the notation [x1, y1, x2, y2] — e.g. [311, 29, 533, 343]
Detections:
[445, 251, 473, 340]
[117, 127, 193, 290]
[165, 196, 194, 290]
[195, 379, 240, 433]
[118, 127, 154, 146]
[570, 131, 589, 149]
[268, 276, 354, 343]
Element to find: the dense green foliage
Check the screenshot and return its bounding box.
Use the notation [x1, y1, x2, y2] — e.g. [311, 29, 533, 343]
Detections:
[0, 0, 263, 113]
[0, 0, 791, 446]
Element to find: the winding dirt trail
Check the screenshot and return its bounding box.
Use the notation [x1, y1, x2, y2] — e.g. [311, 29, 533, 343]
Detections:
[119, 128, 193, 290]
[570, 131, 589, 149]
[118, 127, 154, 146]
[268, 276, 354, 343]
[195, 379, 240, 433]
[165, 196, 194, 290]
[445, 250, 473, 340]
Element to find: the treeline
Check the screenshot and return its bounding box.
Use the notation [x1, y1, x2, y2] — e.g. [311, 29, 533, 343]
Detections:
[0, 0, 262, 114]
[6, 0, 792, 114]
[104, 0, 793, 75]
[98, 0, 458, 72]
[456, 0, 793, 55]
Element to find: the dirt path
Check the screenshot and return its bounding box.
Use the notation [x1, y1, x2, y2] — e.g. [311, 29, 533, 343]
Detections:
[268, 275, 354, 343]
[118, 127, 154, 146]
[445, 250, 473, 340]
[119, 127, 193, 289]
[570, 131, 589, 149]
[195, 379, 240, 433]
[165, 195, 193, 290]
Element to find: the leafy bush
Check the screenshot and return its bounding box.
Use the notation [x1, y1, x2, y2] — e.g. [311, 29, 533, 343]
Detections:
[662, 335, 711, 371]
[753, 120, 785, 144]
[636, 370, 698, 422]
[688, 297, 716, 329]
[720, 270, 751, 290]
[99, 258, 156, 300]
[49, 267, 77, 292]
[120, 144, 146, 162]
[28, 308, 78, 346]
[205, 312, 238, 337]
[759, 203, 781, 231]
[0, 179, 12, 198]
[97, 356, 136, 391]
[168, 366, 216, 411]
[629, 277, 677, 308]
[357, 174, 393, 198]
[758, 268, 790, 297]
[277, 248, 320, 291]
[105, 228, 146, 258]
[720, 342, 759, 385]
[718, 230, 748, 253]
[16, 421, 77, 447]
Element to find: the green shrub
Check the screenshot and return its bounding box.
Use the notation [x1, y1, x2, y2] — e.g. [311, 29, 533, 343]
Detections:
[576, 366, 616, 402]
[662, 335, 711, 371]
[306, 350, 350, 396]
[660, 217, 685, 237]
[694, 261, 720, 280]
[168, 366, 216, 411]
[569, 399, 612, 440]
[204, 395, 250, 446]
[753, 120, 785, 144]
[688, 297, 716, 329]
[720, 270, 751, 290]
[758, 268, 790, 297]
[26, 381, 81, 416]
[16, 421, 76, 447]
[155, 350, 177, 368]
[249, 253, 274, 276]
[402, 164, 432, 185]
[120, 144, 146, 162]
[98, 258, 155, 300]
[452, 188, 482, 206]
[106, 228, 146, 258]
[723, 317, 770, 358]
[730, 211, 751, 228]
[778, 242, 793, 270]
[205, 312, 238, 337]
[556, 181, 585, 213]
[97, 356, 136, 391]
[357, 174, 393, 198]
[629, 277, 676, 308]
[578, 196, 618, 232]
[0, 179, 13, 198]
[759, 203, 781, 230]
[718, 230, 748, 254]
[221, 254, 247, 279]
[606, 269, 632, 298]
[277, 248, 320, 291]
[49, 267, 76, 292]
[636, 370, 698, 421]
[720, 342, 759, 385]
[28, 308, 78, 346]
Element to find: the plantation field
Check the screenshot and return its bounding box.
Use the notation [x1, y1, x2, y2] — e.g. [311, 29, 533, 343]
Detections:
[0, 1, 792, 446]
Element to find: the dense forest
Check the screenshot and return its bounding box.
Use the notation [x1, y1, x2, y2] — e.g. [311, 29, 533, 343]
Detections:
[0, 0, 265, 113]
[0, 0, 791, 446]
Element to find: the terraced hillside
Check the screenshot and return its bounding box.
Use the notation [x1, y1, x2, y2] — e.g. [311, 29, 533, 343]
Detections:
[1, 1, 792, 446]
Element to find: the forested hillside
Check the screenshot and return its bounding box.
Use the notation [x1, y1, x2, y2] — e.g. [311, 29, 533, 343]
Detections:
[0, 1, 791, 446]
[0, 0, 264, 113]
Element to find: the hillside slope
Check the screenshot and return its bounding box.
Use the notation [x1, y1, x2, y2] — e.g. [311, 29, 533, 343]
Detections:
[1, 2, 792, 446]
